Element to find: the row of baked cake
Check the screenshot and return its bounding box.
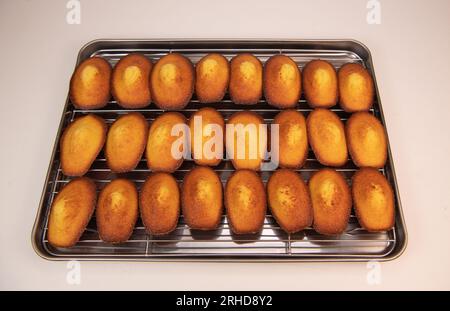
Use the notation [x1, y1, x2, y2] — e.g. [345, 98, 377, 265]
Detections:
[70, 52, 374, 111]
[47, 167, 394, 248]
[59, 108, 387, 176]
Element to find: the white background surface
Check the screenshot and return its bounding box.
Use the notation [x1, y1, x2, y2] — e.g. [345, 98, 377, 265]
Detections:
[0, 0, 449, 290]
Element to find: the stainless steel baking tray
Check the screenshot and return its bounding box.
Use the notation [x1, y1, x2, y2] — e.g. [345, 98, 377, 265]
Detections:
[31, 39, 407, 262]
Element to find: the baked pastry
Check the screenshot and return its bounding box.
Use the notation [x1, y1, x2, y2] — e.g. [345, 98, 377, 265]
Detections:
[140, 172, 180, 235]
[195, 53, 230, 103]
[146, 112, 187, 172]
[225, 111, 267, 171]
[338, 63, 374, 112]
[308, 169, 352, 235]
[60, 114, 107, 176]
[150, 53, 194, 110]
[267, 169, 312, 233]
[47, 177, 96, 248]
[229, 53, 263, 105]
[302, 59, 338, 108]
[273, 109, 308, 169]
[307, 108, 348, 167]
[189, 107, 224, 166]
[96, 179, 138, 243]
[352, 168, 395, 232]
[69, 57, 111, 109]
[105, 112, 148, 173]
[225, 170, 266, 234]
[263, 54, 301, 108]
[111, 53, 152, 108]
[182, 166, 223, 230]
[346, 112, 387, 168]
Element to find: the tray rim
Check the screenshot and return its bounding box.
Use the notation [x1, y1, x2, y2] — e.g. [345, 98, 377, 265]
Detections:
[31, 38, 408, 262]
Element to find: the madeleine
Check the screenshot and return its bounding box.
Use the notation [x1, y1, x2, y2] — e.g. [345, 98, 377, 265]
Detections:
[225, 170, 266, 234]
[264, 55, 301, 108]
[189, 107, 224, 166]
[96, 179, 138, 243]
[273, 109, 308, 169]
[229, 53, 263, 105]
[105, 112, 148, 173]
[70, 57, 111, 109]
[111, 53, 152, 108]
[140, 173, 180, 235]
[309, 169, 352, 235]
[47, 177, 96, 248]
[60, 114, 107, 176]
[150, 53, 194, 110]
[302, 59, 338, 108]
[182, 166, 223, 230]
[226, 111, 267, 171]
[346, 112, 387, 168]
[307, 108, 348, 167]
[146, 112, 187, 172]
[195, 53, 230, 103]
[338, 63, 374, 112]
[267, 169, 312, 233]
[352, 168, 395, 232]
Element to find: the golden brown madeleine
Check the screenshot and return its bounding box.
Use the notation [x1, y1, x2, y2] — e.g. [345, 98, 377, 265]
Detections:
[302, 59, 338, 108]
[60, 114, 107, 176]
[267, 169, 312, 233]
[96, 179, 138, 243]
[229, 53, 263, 105]
[70, 57, 111, 109]
[105, 112, 148, 173]
[150, 53, 194, 110]
[309, 169, 352, 235]
[195, 53, 230, 103]
[346, 112, 387, 168]
[225, 170, 266, 234]
[189, 107, 224, 166]
[140, 172, 180, 235]
[352, 168, 395, 232]
[47, 177, 96, 248]
[146, 112, 187, 172]
[111, 53, 152, 108]
[226, 111, 267, 171]
[307, 108, 348, 167]
[182, 166, 223, 230]
[274, 109, 308, 169]
[338, 63, 374, 112]
[264, 55, 301, 108]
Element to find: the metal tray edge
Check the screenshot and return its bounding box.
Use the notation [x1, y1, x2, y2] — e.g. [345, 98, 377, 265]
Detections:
[364, 47, 408, 262]
[31, 40, 86, 261]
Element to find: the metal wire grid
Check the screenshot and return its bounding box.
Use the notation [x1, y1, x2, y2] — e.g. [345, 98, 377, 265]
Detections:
[40, 47, 396, 259]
